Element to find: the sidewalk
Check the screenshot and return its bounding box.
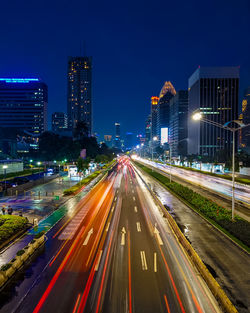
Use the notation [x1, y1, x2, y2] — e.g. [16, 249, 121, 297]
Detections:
[0, 175, 78, 223]
[0, 173, 102, 267]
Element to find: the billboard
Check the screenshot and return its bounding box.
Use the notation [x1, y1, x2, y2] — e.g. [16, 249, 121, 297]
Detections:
[161, 128, 168, 145]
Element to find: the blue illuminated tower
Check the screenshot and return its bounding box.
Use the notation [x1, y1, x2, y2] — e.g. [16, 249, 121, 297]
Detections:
[0, 78, 48, 135]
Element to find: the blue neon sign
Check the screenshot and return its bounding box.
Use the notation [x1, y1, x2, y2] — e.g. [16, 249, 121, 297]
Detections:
[0, 78, 39, 83]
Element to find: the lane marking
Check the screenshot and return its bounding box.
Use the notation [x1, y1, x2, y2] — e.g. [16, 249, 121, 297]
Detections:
[140, 251, 148, 270]
[133, 196, 136, 201]
[114, 197, 117, 201]
[132, 190, 134, 193]
[106, 222, 110, 232]
[82, 228, 93, 246]
[121, 227, 126, 246]
[154, 226, 163, 245]
[164, 294, 171, 313]
[111, 205, 115, 212]
[128, 231, 132, 313]
[134, 206, 137, 212]
[136, 222, 141, 232]
[72, 293, 81, 313]
[95, 250, 103, 271]
[154, 252, 157, 273]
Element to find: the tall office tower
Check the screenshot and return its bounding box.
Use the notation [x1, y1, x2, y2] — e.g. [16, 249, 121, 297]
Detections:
[0, 78, 48, 136]
[241, 87, 250, 149]
[114, 122, 121, 149]
[67, 56, 92, 135]
[169, 90, 188, 157]
[188, 67, 239, 157]
[125, 132, 133, 150]
[145, 114, 151, 145]
[151, 96, 159, 140]
[157, 81, 176, 142]
[52, 112, 68, 132]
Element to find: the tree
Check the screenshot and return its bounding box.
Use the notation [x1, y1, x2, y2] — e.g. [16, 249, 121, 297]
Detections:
[73, 121, 89, 140]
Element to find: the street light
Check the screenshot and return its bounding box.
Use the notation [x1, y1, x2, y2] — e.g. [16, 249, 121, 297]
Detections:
[3, 165, 8, 192]
[192, 110, 250, 220]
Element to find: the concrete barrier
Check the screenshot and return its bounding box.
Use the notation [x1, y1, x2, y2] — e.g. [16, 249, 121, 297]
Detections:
[134, 163, 238, 313]
[0, 234, 45, 288]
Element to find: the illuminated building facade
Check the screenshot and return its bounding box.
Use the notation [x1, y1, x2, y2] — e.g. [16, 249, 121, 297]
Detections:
[104, 134, 112, 147]
[151, 96, 159, 140]
[52, 112, 68, 132]
[145, 114, 151, 145]
[67, 56, 92, 135]
[241, 87, 250, 149]
[188, 67, 239, 156]
[169, 90, 188, 157]
[114, 122, 121, 149]
[157, 81, 176, 143]
[0, 78, 48, 136]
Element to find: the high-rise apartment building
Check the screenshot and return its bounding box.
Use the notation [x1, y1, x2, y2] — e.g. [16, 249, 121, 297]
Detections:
[151, 96, 159, 140]
[52, 112, 68, 132]
[104, 135, 112, 148]
[169, 90, 188, 157]
[67, 56, 92, 135]
[125, 132, 133, 150]
[188, 67, 239, 157]
[241, 87, 250, 149]
[157, 81, 176, 142]
[0, 78, 48, 136]
[145, 114, 151, 145]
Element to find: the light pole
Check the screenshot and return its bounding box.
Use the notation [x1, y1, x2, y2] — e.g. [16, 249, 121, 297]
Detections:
[192, 111, 250, 220]
[3, 165, 8, 193]
[151, 136, 158, 172]
[141, 143, 144, 158]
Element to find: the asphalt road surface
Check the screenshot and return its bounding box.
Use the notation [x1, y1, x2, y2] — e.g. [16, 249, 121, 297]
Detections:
[0, 158, 222, 313]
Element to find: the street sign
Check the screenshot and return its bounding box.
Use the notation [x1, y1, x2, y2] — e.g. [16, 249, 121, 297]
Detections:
[54, 195, 60, 200]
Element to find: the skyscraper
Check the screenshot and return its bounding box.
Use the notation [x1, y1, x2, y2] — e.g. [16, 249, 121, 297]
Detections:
[188, 67, 239, 157]
[145, 114, 151, 145]
[157, 81, 176, 142]
[241, 87, 250, 149]
[125, 132, 133, 150]
[114, 122, 121, 149]
[67, 56, 92, 135]
[0, 78, 48, 136]
[52, 112, 68, 132]
[151, 96, 159, 140]
[169, 90, 188, 157]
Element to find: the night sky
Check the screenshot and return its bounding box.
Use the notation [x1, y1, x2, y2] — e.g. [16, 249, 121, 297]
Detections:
[0, 0, 249, 140]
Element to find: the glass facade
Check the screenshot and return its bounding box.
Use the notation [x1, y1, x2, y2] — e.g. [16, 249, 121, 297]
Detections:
[67, 56, 92, 135]
[0, 79, 47, 136]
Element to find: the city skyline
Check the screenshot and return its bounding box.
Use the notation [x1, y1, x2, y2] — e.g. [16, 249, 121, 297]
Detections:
[0, 0, 249, 138]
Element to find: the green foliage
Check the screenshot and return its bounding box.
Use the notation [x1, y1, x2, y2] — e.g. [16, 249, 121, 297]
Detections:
[34, 231, 45, 239]
[0, 215, 28, 245]
[135, 162, 250, 248]
[0, 263, 12, 271]
[16, 249, 25, 256]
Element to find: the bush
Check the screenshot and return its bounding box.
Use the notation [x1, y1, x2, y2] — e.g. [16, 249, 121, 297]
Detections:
[135, 162, 250, 248]
[34, 231, 45, 239]
[0, 263, 12, 271]
[16, 249, 25, 256]
[0, 215, 28, 246]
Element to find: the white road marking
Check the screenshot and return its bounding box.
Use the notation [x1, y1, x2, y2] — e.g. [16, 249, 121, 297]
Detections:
[136, 222, 141, 232]
[95, 250, 103, 271]
[114, 197, 117, 201]
[111, 205, 115, 212]
[132, 190, 134, 193]
[133, 197, 136, 201]
[82, 228, 93, 246]
[154, 226, 163, 245]
[106, 222, 110, 232]
[154, 252, 157, 272]
[140, 251, 148, 270]
[121, 227, 126, 245]
[134, 206, 137, 212]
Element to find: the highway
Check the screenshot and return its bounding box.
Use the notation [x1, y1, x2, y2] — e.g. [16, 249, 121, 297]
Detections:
[135, 157, 250, 219]
[1, 157, 221, 313]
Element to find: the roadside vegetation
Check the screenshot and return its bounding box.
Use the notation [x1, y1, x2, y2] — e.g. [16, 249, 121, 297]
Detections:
[135, 161, 250, 252]
[0, 215, 28, 246]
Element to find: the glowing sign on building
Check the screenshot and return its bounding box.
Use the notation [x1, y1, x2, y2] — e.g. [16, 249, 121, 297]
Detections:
[151, 96, 159, 105]
[0, 78, 39, 83]
[161, 127, 168, 144]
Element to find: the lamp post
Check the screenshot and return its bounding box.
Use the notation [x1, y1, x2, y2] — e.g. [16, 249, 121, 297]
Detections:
[151, 136, 158, 172]
[192, 111, 250, 221]
[141, 143, 144, 158]
[3, 165, 8, 193]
